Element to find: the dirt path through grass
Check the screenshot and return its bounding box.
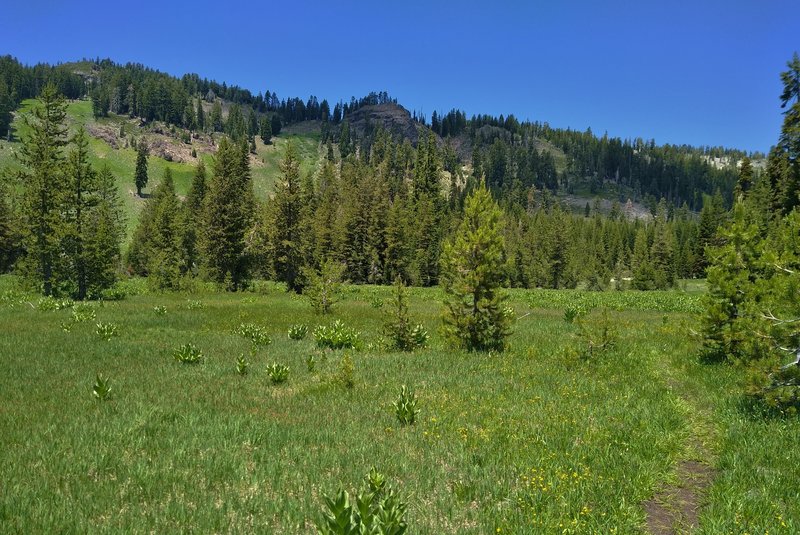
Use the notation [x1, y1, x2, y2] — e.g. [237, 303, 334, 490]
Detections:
[644, 354, 718, 534]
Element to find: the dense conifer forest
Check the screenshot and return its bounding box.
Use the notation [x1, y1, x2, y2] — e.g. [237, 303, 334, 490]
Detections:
[4, 55, 792, 298]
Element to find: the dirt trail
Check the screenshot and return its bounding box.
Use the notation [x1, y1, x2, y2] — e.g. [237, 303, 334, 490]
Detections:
[643, 371, 717, 534]
[644, 456, 715, 533]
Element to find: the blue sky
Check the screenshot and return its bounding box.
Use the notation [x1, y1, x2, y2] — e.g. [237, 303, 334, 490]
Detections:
[2, 0, 797, 153]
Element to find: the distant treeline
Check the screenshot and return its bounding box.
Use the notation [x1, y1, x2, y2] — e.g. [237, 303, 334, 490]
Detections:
[0, 55, 762, 214]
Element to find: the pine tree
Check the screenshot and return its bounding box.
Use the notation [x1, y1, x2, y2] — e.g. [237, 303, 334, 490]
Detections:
[201, 137, 254, 289]
[63, 128, 96, 299]
[271, 114, 282, 136]
[83, 164, 124, 296]
[411, 130, 444, 286]
[631, 226, 655, 290]
[441, 183, 510, 351]
[147, 169, 183, 290]
[259, 116, 272, 144]
[271, 139, 304, 291]
[134, 142, 148, 196]
[735, 156, 754, 197]
[700, 201, 764, 362]
[302, 259, 344, 314]
[195, 98, 205, 131]
[384, 186, 413, 283]
[339, 120, 351, 159]
[17, 83, 69, 296]
[695, 190, 727, 273]
[127, 168, 180, 285]
[776, 52, 800, 214]
[0, 181, 21, 272]
[650, 223, 675, 289]
[0, 79, 13, 140]
[211, 101, 224, 132]
[180, 161, 207, 273]
[384, 276, 424, 350]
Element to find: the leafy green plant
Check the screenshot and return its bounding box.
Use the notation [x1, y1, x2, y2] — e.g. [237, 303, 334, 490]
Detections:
[153, 305, 167, 316]
[392, 385, 420, 425]
[92, 373, 112, 401]
[563, 304, 587, 324]
[236, 355, 250, 376]
[37, 296, 73, 311]
[72, 303, 96, 322]
[316, 468, 408, 535]
[306, 353, 316, 373]
[173, 343, 203, 364]
[370, 295, 384, 309]
[410, 324, 429, 349]
[288, 323, 309, 340]
[315, 320, 361, 350]
[95, 322, 118, 341]
[185, 299, 205, 310]
[235, 323, 272, 355]
[267, 363, 289, 384]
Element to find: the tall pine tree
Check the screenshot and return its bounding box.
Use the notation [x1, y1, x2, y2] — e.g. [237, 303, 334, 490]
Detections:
[17, 83, 69, 296]
[201, 137, 254, 289]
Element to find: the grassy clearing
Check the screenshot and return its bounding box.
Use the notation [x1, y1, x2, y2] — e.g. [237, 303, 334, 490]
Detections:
[0, 276, 796, 533]
[0, 100, 321, 242]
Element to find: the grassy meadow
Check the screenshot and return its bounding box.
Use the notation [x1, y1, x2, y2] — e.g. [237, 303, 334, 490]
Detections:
[1, 276, 798, 533]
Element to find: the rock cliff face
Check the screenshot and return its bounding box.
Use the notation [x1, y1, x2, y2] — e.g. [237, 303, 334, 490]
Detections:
[346, 103, 423, 145]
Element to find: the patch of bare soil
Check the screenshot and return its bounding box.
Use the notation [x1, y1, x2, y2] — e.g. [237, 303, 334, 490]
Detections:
[86, 123, 122, 149]
[87, 115, 220, 164]
[644, 459, 715, 534]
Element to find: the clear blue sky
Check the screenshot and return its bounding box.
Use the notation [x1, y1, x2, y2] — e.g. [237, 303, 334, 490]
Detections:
[2, 0, 797, 153]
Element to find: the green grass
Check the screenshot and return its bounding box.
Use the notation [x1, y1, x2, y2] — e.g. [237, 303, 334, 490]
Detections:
[1, 276, 797, 533]
[251, 131, 321, 198]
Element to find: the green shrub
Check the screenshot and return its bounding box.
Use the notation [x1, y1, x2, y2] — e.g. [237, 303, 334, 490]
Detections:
[174, 343, 203, 364]
[236, 355, 249, 376]
[92, 373, 112, 401]
[288, 324, 309, 340]
[37, 296, 73, 311]
[747, 357, 800, 414]
[100, 286, 126, 301]
[185, 299, 205, 310]
[570, 309, 617, 361]
[336, 353, 355, 389]
[393, 385, 420, 425]
[314, 320, 360, 350]
[384, 277, 428, 351]
[95, 322, 118, 341]
[235, 323, 271, 355]
[267, 363, 289, 384]
[563, 304, 587, 324]
[153, 305, 167, 316]
[316, 468, 408, 535]
[303, 260, 345, 314]
[72, 303, 96, 322]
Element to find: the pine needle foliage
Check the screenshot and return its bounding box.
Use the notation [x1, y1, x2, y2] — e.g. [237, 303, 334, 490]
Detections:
[441, 183, 510, 352]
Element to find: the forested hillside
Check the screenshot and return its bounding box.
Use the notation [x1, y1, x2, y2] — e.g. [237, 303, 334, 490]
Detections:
[1, 55, 796, 297]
